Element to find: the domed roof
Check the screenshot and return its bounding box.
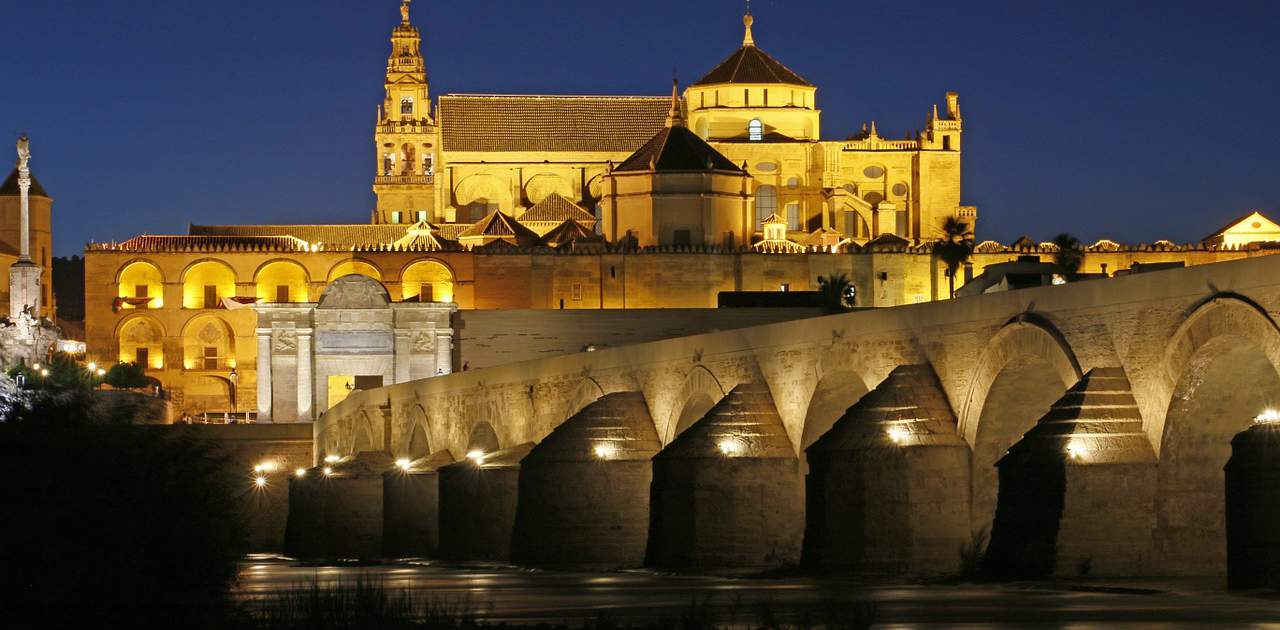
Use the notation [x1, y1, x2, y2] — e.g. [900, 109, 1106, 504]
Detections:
[692, 14, 812, 88]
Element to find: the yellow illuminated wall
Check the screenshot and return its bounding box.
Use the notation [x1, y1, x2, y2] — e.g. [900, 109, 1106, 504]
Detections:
[328, 375, 355, 409]
[182, 315, 235, 370]
[255, 260, 310, 303]
[117, 261, 164, 309]
[182, 261, 237, 309]
[117, 316, 165, 369]
[328, 260, 381, 282]
[400, 260, 453, 302]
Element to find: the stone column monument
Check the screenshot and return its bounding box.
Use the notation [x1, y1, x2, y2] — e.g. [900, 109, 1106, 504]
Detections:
[10, 136, 42, 320]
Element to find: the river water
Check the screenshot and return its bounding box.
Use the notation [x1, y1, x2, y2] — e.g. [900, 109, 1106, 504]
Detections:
[234, 557, 1280, 628]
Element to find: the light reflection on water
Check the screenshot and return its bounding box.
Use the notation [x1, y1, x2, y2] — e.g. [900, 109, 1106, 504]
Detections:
[233, 558, 1280, 628]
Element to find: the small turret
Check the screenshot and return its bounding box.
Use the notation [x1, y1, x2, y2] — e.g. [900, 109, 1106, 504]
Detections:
[664, 80, 684, 127]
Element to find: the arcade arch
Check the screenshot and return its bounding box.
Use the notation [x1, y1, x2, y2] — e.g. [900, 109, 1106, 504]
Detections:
[255, 260, 310, 303]
[181, 260, 236, 310]
[117, 260, 164, 309]
[116, 315, 165, 369]
[400, 259, 454, 303]
[327, 260, 382, 283]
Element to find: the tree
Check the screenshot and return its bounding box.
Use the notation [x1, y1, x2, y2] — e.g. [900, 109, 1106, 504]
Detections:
[816, 273, 855, 314]
[934, 216, 974, 298]
[106, 362, 150, 389]
[1052, 232, 1085, 278]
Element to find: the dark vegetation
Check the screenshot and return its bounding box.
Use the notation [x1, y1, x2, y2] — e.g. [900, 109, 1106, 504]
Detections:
[105, 361, 151, 388]
[0, 373, 244, 629]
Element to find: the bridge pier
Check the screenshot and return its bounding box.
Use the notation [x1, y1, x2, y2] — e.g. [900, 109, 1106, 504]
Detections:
[437, 443, 534, 562]
[383, 451, 454, 558]
[986, 368, 1156, 578]
[645, 382, 803, 569]
[283, 452, 395, 560]
[1226, 421, 1280, 589]
[512, 393, 661, 568]
[802, 365, 970, 575]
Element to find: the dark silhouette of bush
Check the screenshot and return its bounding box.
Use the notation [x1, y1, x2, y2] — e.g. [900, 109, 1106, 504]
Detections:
[105, 361, 150, 388]
[0, 387, 245, 629]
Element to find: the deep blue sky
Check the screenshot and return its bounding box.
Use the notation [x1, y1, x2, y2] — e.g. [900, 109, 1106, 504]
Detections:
[2, 0, 1277, 255]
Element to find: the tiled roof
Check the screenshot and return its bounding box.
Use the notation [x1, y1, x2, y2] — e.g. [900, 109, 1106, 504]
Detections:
[91, 235, 312, 253]
[614, 125, 744, 173]
[0, 168, 49, 197]
[189, 224, 410, 247]
[458, 210, 541, 246]
[540, 219, 605, 248]
[693, 45, 812, 87]
[520, 193, 597, 224]
[388, 221, 454, 251]
[438, 94, 671, 152]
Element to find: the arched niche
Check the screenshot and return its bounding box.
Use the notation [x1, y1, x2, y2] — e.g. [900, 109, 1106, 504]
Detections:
[117, 260, 165, 309]
[523, 173, 573, 205]
[400, 259, 454, 303]
[254, 260, 311, 303]
[327, 260, 382, 283]
[181, 260, 236, 310]
[181, 314, 236, 372]
[116, 315, 165, 369]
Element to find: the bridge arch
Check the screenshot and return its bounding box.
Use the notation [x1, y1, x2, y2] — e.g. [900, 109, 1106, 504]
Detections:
[665, 365, 726, 443]
[798, 346, 876, 455]
[564, 377, 606, 420]
[960, 315, 1083, 533]
[352, 411, 376, 454]
[466, 421, 501, 455]
[1154, 294, 1280, 574]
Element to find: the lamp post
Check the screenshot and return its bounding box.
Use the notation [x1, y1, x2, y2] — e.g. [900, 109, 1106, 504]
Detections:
[229, 367, 239, 418]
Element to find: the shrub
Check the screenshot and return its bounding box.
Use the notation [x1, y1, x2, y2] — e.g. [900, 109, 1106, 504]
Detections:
[106, 361, 150, 388]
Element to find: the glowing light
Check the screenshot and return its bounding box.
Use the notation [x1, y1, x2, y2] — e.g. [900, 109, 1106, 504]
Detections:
[593, 443, 618, 460]
[253, 461, 279, 473]
[96, 369, 106, 376]
[322, 467, 333, 476]
[295, 468, 307, 478]
[254, 476, 267, 488]
[40, 369, 48, 377]
[87, 362, 97, 371]
[32, 363, 40, 370]
[1256, 409, 1280, 424]
[324, 455, 341, 464]
[395, 458, 412, 470]
[886, 427, 909, 445]
[717, 438, 744, 457]
[1066, 440, 1085, 459]
[466, 449, 486, 464]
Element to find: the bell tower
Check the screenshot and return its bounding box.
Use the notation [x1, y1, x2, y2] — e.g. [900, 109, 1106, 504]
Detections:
[372, 0, 437, 225]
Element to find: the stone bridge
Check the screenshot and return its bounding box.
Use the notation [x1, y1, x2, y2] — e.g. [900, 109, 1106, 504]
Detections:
[308, 255, 1280, 577]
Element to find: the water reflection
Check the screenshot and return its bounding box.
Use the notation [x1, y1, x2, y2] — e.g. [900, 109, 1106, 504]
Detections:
[234, 558, 1280, 628]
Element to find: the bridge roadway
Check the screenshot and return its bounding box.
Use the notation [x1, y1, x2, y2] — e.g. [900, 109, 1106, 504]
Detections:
[304, 254, 1280, 577]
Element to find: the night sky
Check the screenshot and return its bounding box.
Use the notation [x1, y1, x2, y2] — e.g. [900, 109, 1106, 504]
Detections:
[2, 0, 1277, 256]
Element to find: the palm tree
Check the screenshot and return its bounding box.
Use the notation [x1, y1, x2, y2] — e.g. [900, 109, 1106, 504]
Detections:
[816, 273, 854, 314]
[1052, 233, 1084, 279]
[934, 216, 974, 298]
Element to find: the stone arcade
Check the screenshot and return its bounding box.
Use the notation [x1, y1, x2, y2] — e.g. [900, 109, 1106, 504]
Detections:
[295, 254, 1280, 581]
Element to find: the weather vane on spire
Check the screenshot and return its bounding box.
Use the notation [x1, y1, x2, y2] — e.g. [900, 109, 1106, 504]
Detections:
[743, 1, 755, 47]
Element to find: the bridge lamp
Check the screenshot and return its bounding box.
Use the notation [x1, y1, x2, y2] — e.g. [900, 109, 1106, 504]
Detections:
[253, 476, 267, 489]
[295, 468, 307, 478]
[1255, 409, 1280, 424]
[32, 363, 40, 370]
[395, 458, 412, 470]
[886, 427, 909, 445]
[593, 443, 618, 460]
[254, 461, 279, 474]
[322, 467, 334, 476]
[96, 368, 105, 377]
[466, 449, 486, 464]
[717, 438, 744, 457]
[1066, 440, 1086, 460]
[40, 369, 48, 377]
[87, 362, 97, 372]
[324, 455, 341, 464]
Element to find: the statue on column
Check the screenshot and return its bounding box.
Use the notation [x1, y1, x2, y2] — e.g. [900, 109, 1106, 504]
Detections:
[400, 0, 411, 23]
[16, 136, 30, 171]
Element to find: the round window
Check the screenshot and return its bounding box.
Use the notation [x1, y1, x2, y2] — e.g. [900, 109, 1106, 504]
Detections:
[863, 166, 885, 179]
[787, 177, 800, 189]
[1252, 222, 1263, 229]
[863, 191, 884, 204]
[756, 162, 778, 173]
[891, 183, 908, 197]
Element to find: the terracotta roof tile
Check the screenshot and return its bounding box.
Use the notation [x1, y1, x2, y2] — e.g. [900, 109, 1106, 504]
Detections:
[520, 193, 597, 224]
[693, 45, 812, 87]
[615, 125, 744, 173]
[189, 224, 409, 247]
[439, 94, 671, 152]
[93, 234, 312, 253]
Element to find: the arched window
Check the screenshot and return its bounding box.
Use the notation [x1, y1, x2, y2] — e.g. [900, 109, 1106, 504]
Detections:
[400, 97, 414, 115]
[748, 119, 763, 142]
[383, 153, 396, 176]
[755, 185, 777, 226]
[401, 260, 455, 303]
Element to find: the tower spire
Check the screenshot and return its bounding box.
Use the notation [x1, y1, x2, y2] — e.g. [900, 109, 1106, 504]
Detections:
[400, 0, 411, 24]
[665, 79, 684, 127]
[743, 2, 755, 47]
